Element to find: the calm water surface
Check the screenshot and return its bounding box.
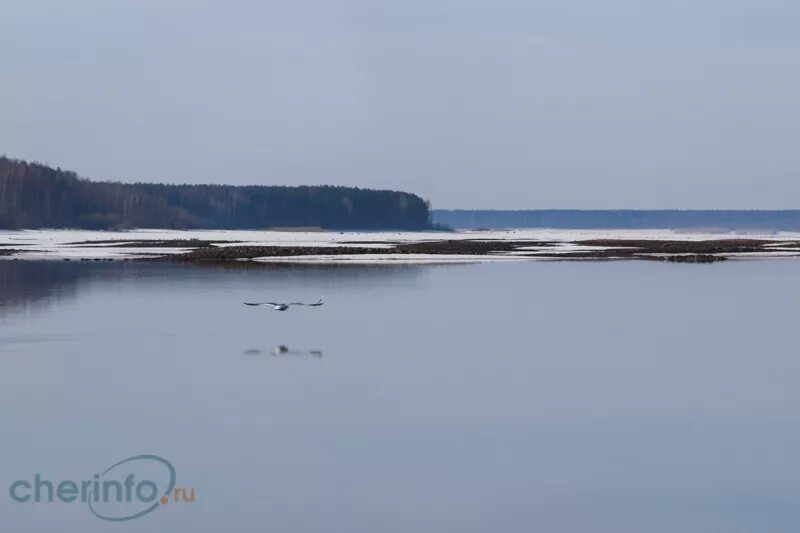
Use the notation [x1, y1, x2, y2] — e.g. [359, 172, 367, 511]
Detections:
[1, 259, 799, 532]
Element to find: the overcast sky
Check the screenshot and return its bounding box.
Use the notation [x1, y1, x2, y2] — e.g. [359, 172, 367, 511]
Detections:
[1, 0, 798, 208]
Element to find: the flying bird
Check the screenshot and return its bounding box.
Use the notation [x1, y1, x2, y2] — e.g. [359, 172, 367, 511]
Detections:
[243, 297, 324, 311]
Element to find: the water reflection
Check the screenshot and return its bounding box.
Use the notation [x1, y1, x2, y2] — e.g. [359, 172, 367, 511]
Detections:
[0, 259, 429, 315]
[0, 334, 73, 344]
[243, 345, 324, 357]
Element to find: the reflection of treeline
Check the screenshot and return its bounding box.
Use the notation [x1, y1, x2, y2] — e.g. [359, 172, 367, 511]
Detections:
[0, 157, 432, 230]
[0, 260, 427, 314]
[0, 260, 80, 312]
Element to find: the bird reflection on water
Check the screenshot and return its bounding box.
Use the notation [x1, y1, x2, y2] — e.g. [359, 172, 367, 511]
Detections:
[243, 345, 323, 358]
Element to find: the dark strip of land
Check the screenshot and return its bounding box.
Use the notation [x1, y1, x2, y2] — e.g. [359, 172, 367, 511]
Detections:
[5, 237, 800, 263]
[164, 238, 799, 263]
[433, 209, 800, 231]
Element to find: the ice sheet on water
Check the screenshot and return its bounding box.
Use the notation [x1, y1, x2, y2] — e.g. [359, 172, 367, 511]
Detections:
[1, 228, 799, 261]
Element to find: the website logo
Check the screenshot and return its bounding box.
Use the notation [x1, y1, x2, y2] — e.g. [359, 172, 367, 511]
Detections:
[9, 455, 195, 522]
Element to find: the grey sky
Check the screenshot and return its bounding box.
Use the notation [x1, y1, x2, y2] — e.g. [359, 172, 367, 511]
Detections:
[1, 0, 798, 208]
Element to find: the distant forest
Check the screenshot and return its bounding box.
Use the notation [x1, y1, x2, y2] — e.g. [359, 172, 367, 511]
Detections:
[0, 157, 432, 230]
[434, 209, 800, 231]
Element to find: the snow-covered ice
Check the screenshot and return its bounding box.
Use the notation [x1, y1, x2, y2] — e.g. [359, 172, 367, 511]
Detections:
[1, 228, 799, 262]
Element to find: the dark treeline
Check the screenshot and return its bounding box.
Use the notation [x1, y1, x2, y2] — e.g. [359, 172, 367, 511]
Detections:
[434, 209, 800, 230]
[0, 156, 432, 230]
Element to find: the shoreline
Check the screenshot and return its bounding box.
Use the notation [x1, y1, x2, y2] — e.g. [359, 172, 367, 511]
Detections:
[1, 229, 799, 263]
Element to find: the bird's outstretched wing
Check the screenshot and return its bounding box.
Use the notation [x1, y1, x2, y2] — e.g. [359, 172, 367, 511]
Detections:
[288, 297, 325, 307]
[243, 302, 279, 306]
